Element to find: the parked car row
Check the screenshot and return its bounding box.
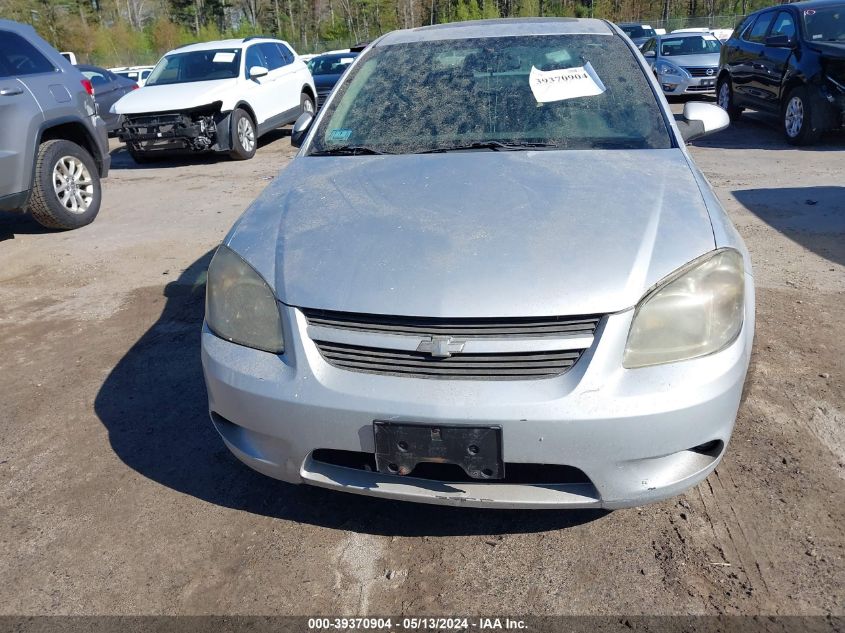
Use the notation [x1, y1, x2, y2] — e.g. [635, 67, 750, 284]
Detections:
[1, 1, 841, 237]
[618, 0, 844, 144]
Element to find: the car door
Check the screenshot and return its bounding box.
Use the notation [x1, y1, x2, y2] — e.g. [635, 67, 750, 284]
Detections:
[260, 42, 301, 123]
[243, 43, 274, 126]
[739, 11, 777, 107]
[758, 10, 798, 109]
[0, 29, 48, 199]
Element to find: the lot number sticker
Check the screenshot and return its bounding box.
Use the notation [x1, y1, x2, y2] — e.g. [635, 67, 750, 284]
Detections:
[213, 52, 236, 63]
[529, 62, 606, 103]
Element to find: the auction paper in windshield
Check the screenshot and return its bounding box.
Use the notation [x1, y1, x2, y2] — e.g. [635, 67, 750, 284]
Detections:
[529, 62, 606, 103]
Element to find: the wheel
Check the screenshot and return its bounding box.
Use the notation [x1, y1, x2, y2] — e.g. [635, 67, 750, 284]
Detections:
[717, 77, 743, 121]
[229, 108, 257, 160]
[783, 86, 822, 146]
[300, 91, 315, 116]
[28, 139, 101, 230]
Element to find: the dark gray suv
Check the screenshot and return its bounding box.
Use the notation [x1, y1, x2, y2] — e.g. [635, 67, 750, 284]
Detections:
[0, 20, 110, 229]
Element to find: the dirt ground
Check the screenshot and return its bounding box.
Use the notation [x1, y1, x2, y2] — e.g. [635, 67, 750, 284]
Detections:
[0, 107, 843, 618]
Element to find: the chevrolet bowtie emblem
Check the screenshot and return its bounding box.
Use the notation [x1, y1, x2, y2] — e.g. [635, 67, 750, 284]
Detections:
[417, 336, 465, 358]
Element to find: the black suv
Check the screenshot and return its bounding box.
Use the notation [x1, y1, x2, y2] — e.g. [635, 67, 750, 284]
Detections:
[717, 0, 845, 144]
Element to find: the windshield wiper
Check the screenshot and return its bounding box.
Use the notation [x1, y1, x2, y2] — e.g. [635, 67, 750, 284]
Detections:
[310, 145, 391, 156]
[418, 141, 559, 153]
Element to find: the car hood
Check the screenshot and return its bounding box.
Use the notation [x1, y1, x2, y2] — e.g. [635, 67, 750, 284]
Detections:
[666, 53, 720, 67]
[111, 79, 234, 114]
[226, 150, 717, 318]
[314, 74, 342, 88]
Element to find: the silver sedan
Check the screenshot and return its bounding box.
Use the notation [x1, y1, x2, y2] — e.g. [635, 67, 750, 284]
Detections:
[201, 18, 753, 509]
[641, 33, 722, 96]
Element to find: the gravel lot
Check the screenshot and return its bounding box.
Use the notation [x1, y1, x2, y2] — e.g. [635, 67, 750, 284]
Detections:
[0, 106, 843, 617]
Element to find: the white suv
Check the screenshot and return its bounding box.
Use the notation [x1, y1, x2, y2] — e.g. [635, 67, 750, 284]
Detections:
[112, 37, 316, 161]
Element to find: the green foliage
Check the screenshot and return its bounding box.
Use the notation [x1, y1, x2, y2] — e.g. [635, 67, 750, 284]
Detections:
[0, 0, 752, 66]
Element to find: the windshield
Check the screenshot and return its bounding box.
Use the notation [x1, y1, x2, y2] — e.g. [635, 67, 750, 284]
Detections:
[621, 26, 655, 38]
[660, 36, 720, 55]
[803, 5, 845, 42]
[146, 49, 242, 86]
[308, 54, 358, 76]
[308, 34, 672, 155]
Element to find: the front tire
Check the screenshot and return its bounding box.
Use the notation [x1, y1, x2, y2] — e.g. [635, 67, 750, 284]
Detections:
[783, 86, 822, 146]
[229, 108, 257, 160]
[717, 77, 743, 121]
[28, 139, 101, 230]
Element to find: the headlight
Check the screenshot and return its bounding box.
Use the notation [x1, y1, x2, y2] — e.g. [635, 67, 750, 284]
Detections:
[623, 249, 744, 369]
[206, 245, 284, 354]
[655, 60, 687, 77]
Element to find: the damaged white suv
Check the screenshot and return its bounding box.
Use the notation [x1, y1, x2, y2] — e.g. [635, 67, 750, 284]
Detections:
[112, 37, 316, 161]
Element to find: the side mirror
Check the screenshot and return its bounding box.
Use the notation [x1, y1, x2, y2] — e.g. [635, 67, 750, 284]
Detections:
[290, 112, 314, 148]
[765, 34, 794, 48]
[675, 101, 730, 142]
[249, 66, 269, 79]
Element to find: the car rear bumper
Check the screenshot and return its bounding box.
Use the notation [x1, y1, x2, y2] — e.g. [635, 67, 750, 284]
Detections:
[201, 279, 755, 509]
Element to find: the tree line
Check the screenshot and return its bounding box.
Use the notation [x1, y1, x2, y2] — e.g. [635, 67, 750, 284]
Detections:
[0, 0, 782, 67]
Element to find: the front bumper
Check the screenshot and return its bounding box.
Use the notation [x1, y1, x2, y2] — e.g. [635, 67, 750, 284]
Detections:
[659, 74, 717, 96]
[117, 108, 231, 154]
[201, 278, 754, 509]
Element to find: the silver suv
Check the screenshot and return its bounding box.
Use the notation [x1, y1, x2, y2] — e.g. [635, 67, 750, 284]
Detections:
[0, 20, 110, 230]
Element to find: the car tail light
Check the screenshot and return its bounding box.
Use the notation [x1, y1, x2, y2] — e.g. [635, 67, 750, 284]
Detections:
[131, 83, 139, 90]
[81, 79, 94, 96]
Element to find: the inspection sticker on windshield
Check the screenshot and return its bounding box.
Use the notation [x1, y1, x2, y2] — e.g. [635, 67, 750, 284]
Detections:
[328, 129, 352, 142]
[212, 52, 236, 63]
[529, 62, 606, 103]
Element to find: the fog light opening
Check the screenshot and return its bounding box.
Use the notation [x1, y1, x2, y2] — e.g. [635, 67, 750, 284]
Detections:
[690, 439, 724, 458]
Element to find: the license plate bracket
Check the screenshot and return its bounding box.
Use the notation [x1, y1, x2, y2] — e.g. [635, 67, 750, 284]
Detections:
[373, 421, 504, 480]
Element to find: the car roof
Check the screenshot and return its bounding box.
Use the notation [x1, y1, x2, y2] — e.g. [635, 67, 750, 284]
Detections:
[167, 38, 281, 55]
[376, 17, 614, 46]
[753, 0, 841, 11]
[0, 18, 36, 34]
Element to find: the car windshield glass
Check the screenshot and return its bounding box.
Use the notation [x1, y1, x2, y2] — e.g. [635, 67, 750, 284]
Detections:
[308, 34, 672, 155]
[145, 49, 242, 85]
[803, 5, 845, 41]
[308, 54, 357, 75]
[660, 36, 720, 55]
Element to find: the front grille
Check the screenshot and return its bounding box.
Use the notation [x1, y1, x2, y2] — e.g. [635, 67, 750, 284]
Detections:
[685, 84, 716, 93]
[302, 308, 600, 338]
[683, 66, 717, 77]
[316, 88, 332, 107]
[302, 309, 600, 380]
[314, 340, 583, 379]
